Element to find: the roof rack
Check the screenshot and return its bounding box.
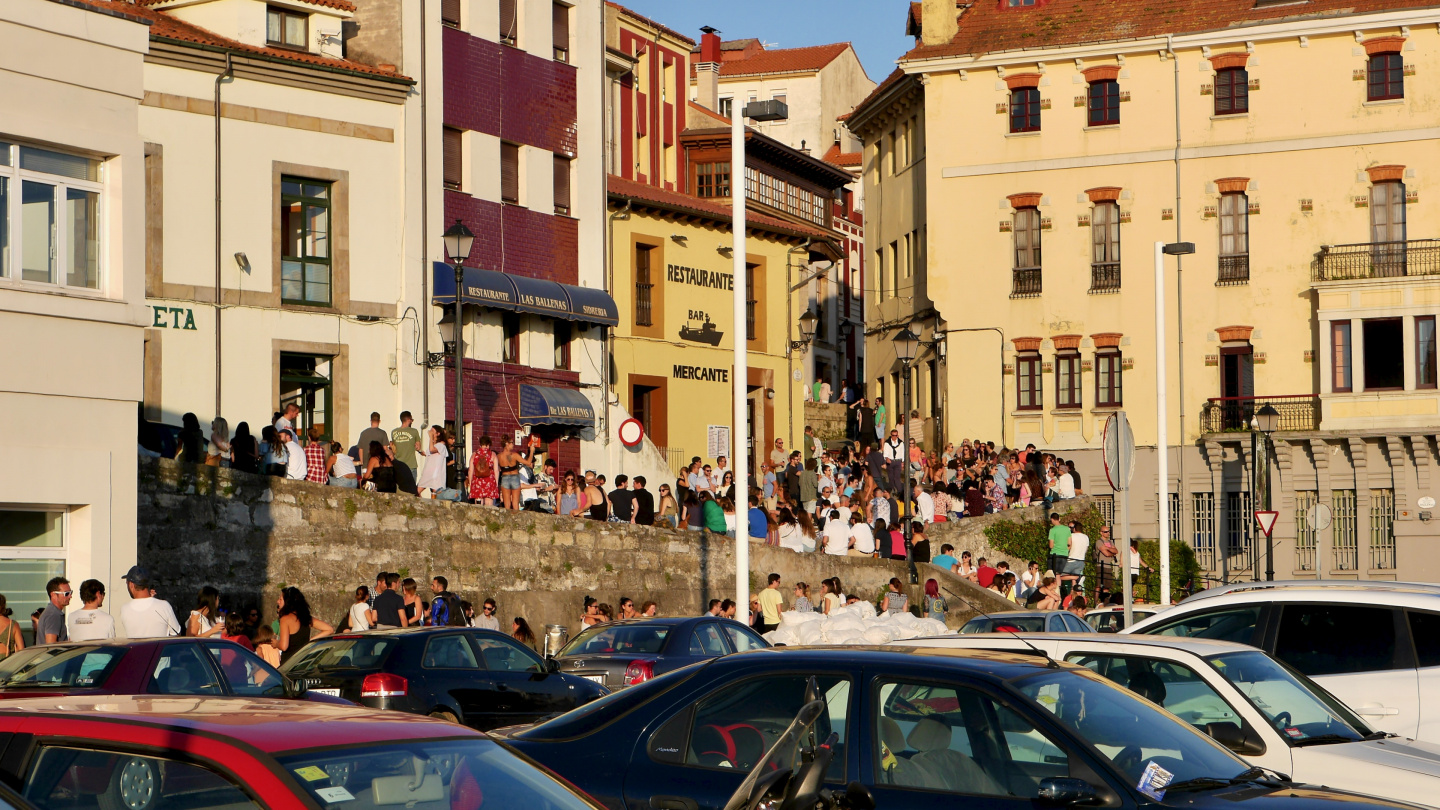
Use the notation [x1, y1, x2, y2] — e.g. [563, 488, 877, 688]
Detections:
[1183, 579, 1440, 603]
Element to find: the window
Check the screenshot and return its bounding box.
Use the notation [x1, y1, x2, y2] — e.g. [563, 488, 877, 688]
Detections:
[266, 5, 307, 49]
[1017, 351, 1041, 410]
[771, 93, 787, 109]
[26, 747, 260, 810]
[1419, 316, 1436, 389]
[689, 624, 728, 656]
[1096, 349, 1122, 407]
[500, 142, 520, 204]
[1090, 201, 1120, 290]
[279, 353, 332, 440]
[2, 143, 103, 289]
[1215, 67, 1249, 114]
[695, 162, 730, 198]
[280, 177, 332, 306]
[1007, 0, 1037, 6]
[1332, 489, 1359, 570]
[634, 245, 653, 327]
[686, 675, 850, 774]
[502, 312, 521, 364]
[552, 2, 569, 62]
[1363, 317, 1403, 390]
[554, 320, 571, 370]
[424, 633, 480, 668]
[1295, 490, 1318, 571]
[441, 0, 461, 26]
[1275, 605, 1399, 676]
[443, 127, 463, 190]
[1218, 191, 1248, 283]
[1012, 207, 1041, 296]
[476, 635, 544, 672]
[553, 154, 571, 215]
[0, 508, 65, 647]
[1009, 87, 1040, 133]
[1067, 655, 1240, 732]
[204, 643, 286, 697]
[722, 624, 766, 652]
[499, 0, 517, 45]
[1056, 352, 1080, 408]
[1331, 320, 1352, 392]
[1087, 79, 1120, 126]
[1371, 181, 1406, 276]
[718, 97, 733, 119]
[745, 263, 758, 341]
[146, 643, 223, 695]
[874, 680, 1067, 797]
[1408, 612, 1440, 669]
[1368, 52, 1404, 101]
[1370, 488, 1396, 570]
[1144, 605, 1261, 645]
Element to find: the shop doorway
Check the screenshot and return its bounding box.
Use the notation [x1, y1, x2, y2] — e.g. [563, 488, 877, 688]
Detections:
[280, 352, 333, 441]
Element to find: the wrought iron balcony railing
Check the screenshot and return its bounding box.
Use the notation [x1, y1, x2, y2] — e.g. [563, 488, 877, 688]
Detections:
[1011, 266, 1042, 298]
[1316, 239, 1440, 281]
[1200, 395, 1320, 434]
[1217, 254, 1249, 285]
[1090, 261, 1120, 292]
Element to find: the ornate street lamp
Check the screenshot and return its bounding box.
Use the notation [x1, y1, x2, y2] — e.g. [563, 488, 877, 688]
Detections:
[893, 327, 920, 583]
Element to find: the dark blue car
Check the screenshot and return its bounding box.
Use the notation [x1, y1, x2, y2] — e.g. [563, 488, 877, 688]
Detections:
[503, 647, 1423, 810]
[552, 617, 768, 690]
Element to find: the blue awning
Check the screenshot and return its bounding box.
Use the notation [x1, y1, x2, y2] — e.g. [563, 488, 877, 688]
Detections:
[432, 262, 618, 327]
[518, 385, 596, 427]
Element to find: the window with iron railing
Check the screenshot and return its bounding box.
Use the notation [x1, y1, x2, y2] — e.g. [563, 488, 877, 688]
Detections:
[1294, 491, 1318, 571]
[746, 263, 758, 341]
[1193, 492, 1217, 572]
[1218, 192, 1249, 284]
[1090, 201, 1120, 291]
[1332, 489, 1358, 570]
[1225, 490, 1254, 573]
[634, 245, 654, 327]
[1012, 207, 1041, 297]
[1370, 489, 1396, 570]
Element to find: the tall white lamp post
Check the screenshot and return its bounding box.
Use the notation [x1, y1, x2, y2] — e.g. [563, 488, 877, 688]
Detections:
[1156, 240, 1194, 605]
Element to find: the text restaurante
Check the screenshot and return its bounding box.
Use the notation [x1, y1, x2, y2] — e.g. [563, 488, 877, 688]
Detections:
[666, 263, 733, 291]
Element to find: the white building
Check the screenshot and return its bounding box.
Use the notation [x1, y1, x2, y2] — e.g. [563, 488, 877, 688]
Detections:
[0, 0, 149, 641]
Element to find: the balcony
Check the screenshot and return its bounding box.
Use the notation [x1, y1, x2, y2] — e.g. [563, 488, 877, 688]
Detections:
[1316, 239, 1440, 281]
[1200, 395, 1320, 434]
[1217, 254, 1249, 285]
[1011, 266, 1042, 298]
[1089, 261, 1120, 293]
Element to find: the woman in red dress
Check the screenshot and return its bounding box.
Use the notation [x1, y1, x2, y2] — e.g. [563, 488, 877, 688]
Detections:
[467, 435, 499, 505]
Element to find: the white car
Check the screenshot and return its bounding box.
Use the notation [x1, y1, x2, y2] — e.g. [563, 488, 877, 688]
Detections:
[890, 632, 1440, 806]
[1083, 603, 1171, 633]
[1124, 580, 1440, 743]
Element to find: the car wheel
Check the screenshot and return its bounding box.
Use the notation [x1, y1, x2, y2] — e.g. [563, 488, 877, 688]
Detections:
[429, 709, 460, 724]
[100, 757, 159, 810]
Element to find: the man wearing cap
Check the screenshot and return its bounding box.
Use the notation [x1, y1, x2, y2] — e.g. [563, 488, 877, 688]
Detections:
[119, 566, 181, 639]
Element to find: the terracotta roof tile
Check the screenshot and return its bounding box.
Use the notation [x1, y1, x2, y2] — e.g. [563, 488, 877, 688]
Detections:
[822, 143, 862, 168]
[140, 0, 355, 11]
[904, 0, 1438, 61]
[604, 1, 696, 47]
[607, 174, 831, 241]
[717, 42, 853, 77]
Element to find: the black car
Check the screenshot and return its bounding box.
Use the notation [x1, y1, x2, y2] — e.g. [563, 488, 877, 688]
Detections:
[502, 647, 1424, 810]
[280, 627, 607, 729]
[553, 617, 768, 690]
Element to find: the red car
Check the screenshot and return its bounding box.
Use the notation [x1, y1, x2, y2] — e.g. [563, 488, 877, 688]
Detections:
[0, 638, 348, 703]
[0, 695, 608, 810]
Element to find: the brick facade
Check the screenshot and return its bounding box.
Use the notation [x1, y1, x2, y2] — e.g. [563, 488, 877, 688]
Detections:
[443, 27, 577, 155]
[446, 358, 583, 475]
[444, 191, 578, 284]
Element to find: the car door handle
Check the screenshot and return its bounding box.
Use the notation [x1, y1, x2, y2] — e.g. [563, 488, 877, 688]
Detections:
[651, 797, 698, 810]
[1356, 704, 1400, 716]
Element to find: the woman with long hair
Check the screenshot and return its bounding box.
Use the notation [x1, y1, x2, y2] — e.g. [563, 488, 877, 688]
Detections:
[261, 425, 285, 477]
[496, 438, 523, 510]
[792, 582, 812, 613]
[363, 441, 396, 492]
[176, 413, 206, 463]
[559, 471, 586, 518]
[416, 424, 450, 496]
[347, 585, 372, 632]
[512, 617, 537, 649]
[401, 578, 423, 626]
[276, 586, 333, 665]
[776, 507, 802, 552]
[656, 483, 679, 529]
[188, 586, 225, 638]
[206, 417, 231, 467]
[796, 510, 818, 553]
[327, 441, 358, 488]
[720, 471, 736, 502]
[683, 491, 703, 531]
[230, 422, 259, 473]
[0, 596, 25, 660]
[467, 435, 499, 505]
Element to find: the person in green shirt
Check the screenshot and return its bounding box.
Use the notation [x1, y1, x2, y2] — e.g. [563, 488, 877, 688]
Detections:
[390, 411, 421, 478]
[1047, 512, 1072, 595]
[701, 491, 728, 534]
[757, 573, 785, 633]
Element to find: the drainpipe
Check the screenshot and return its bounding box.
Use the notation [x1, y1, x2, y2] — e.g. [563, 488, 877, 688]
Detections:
[1170, 33, 1188, 553]
[605, 197, 632, 450]
[214, 52, 233, 420]
[420, 0, 430, 424]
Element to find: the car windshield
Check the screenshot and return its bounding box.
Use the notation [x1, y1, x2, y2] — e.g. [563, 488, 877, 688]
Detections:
[1011, 667, 1249, 787]
[277, 739, 599, 810]
[517, 664, 700, 741]
[0, 646, 124, 687]
[281, 637, 396, 674]
[558, 625, 669, 656]
[1207, 651, 1370, 744]
[961, 616, 1046, 634]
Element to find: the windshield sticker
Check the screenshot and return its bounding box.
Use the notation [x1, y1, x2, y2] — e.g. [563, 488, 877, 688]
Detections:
[315, 787, 355, 803]
[1250, 696, 1270, 709]
[1137, 761, 1174, 801]
[1284, 727, 1304, 739]
[294, 767, 330, 782]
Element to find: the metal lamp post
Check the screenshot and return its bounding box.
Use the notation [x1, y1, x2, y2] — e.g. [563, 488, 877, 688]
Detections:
[733, 97, 788, 619]
[1155, 240, 1194, 604]
[1255, 403, 1280, 581]
[893, 326, 919, 583]
[443, 219, 474, 481]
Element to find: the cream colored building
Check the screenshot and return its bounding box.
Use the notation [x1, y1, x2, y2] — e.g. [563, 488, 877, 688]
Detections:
[889, 0, 1440, 583]
[0, 0, 149, 640]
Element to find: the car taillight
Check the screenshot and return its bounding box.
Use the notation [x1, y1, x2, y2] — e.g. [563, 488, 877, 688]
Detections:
[624, 660, 654, 686]
[361, 673, 407, 698]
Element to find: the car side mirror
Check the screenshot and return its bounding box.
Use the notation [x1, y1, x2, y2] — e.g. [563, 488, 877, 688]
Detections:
[545, 657, 560, 673]
[285, 676, 308, 699]
[1206, 721, 1266, 756]
[842, 782, 874, 810]
[1038, 777, 1100, 805]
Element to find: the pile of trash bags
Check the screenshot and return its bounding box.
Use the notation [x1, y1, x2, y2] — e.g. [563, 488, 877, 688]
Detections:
[762, 600, 951, 646]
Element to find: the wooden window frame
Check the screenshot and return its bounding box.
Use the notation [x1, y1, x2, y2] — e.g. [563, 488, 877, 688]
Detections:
[1090, 201, 1120, 290]
[1215, 67, 1249, 115]
[746, 262, 758, 342]
[1368, 52, 1404, 102]
[1332, 320, 1352, 393]
[1056, 351, 1082, 409]
[1009, 87, 1040, 133]
[1017, 351, 1042, 411]
[634, 243, 654, 328]
[500, 142, 520, 204]
[266, 5, 308, 50]
[1417, 316, 1436, 390]
[695, 161, 731, 198]
[1096, 349, 1123, 407]
[443, 128, 463, 191]
[1087, 79, 1120, 126]
[1218, 191, 1249, 284]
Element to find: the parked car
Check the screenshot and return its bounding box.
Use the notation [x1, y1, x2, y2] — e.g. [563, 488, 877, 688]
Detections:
[1084, 604, 1170, 632]
[1126, 580, 1440, 742]
[552, 617, 767, 689]
[0, 695, 608, 810]
[279, 626, 607, 729]
[502, 646, 1425, 810]
[958, 609, 1096, 634]
[0, 638, 347, 703]
[889, 632, 1440, 806]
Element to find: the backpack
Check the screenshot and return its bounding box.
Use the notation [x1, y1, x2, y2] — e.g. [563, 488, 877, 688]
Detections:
[433, 594, 467, 627]
[475, 450, 493, 478]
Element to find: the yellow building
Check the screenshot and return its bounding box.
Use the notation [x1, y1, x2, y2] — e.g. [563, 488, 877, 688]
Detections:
[854, 0, 1440, 581]
[605, 7, 843, 474]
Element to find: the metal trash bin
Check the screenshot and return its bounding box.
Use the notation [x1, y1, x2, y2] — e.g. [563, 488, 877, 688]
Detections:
[543, 624, 569, 658]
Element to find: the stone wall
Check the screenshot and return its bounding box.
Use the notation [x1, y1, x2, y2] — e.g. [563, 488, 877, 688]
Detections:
[926, 496, 1098, 570]
[137, 459, 1019, 639]
[804, 402, 848, 442]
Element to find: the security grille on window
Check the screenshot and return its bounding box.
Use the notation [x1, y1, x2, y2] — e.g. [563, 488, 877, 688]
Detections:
[1009, 88, 1040, 133]
[745, 264, 758, 341]
[1368, 52, 1404, 101]
[1, 141, 103, 290]
[1091, 201, 1120, 290]
[1215, 67, 1248, 114]
[280, 177, 332, 306]
[1096, 349, 1122, 407]
[1056, 351, 1081, 408]
[1087, 79, 1120, 126]
[1218, 192, 1249, 283]
[1017, 352, 1042, 410]
[266, 5, 307, 49]
[1012, 207, 1041, 296]
[634, 245, 653, 327]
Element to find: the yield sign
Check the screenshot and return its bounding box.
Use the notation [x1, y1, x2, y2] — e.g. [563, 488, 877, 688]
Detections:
[1254, 511, 1280, 538]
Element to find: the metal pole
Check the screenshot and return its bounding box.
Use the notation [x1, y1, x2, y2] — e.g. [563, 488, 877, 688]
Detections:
[902, 359, 915, 583]
[453, 262, 466, 479]
[1155, 242, 1171, 605]
[214, 53, 233, 421]
[1250, 430, 1260, 581]
[1263, 435, 1274, 581]
[732, 107, 749, 618]
[1120, 411, 1133, 628]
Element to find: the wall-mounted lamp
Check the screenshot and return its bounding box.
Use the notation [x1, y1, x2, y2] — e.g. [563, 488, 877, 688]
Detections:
[234, 252, 251, 273]
[717, 244, 733, 257]
[671, 234, 688, 245]
[788, 309, 818, 351]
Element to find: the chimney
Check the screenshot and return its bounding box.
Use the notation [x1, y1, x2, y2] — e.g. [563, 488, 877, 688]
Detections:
[696, 26, 722, 112]
[920, 0, 959, 47]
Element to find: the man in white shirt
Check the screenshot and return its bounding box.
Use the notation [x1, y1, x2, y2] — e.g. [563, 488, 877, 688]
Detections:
[1054, 467, 1076, 499]
[274, 402, 300, 436]
[282, 428, 307, 480]
[914, 483, 935, 525]
[848, 514, 875, 556]
[822, 510, 851, 556]
[68, 579, 116, 641]
[118, 566, 181, 639]
[1062, 520, 1090, 599]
